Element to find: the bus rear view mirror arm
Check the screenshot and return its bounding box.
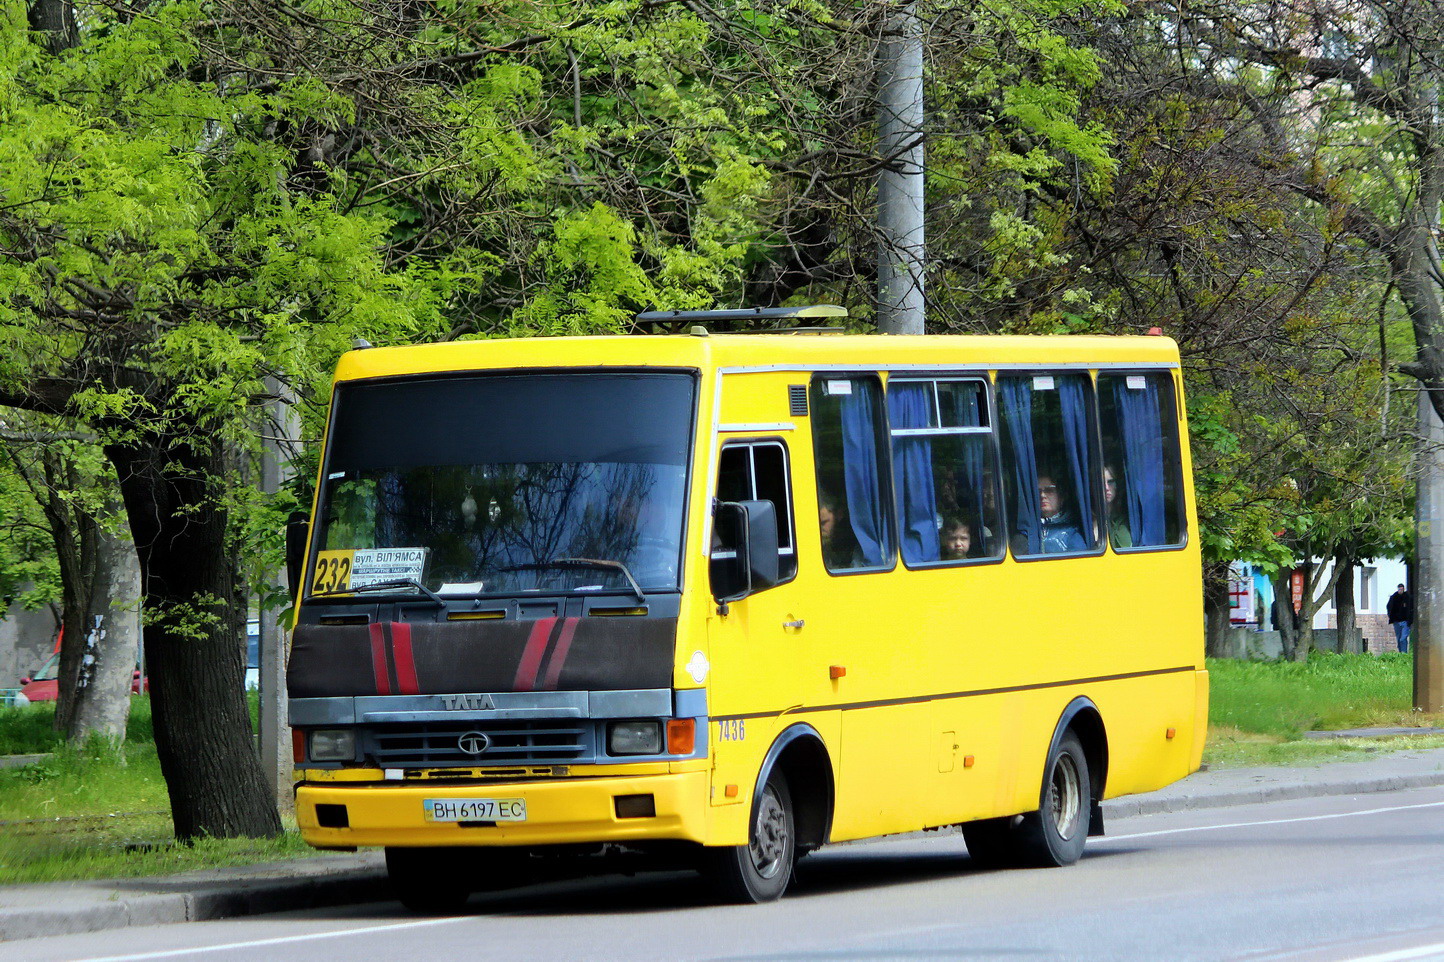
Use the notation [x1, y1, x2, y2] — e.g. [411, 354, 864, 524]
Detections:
[713, 500, 780, 605]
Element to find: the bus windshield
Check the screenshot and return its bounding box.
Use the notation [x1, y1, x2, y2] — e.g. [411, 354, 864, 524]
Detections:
[312, 372, 695, 599]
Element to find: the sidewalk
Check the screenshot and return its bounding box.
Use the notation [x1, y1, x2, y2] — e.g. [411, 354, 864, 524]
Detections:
[5, 743, 1444, 943]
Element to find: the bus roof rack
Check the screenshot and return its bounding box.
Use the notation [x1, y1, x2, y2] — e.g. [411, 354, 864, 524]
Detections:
[634, 305, 848, 325]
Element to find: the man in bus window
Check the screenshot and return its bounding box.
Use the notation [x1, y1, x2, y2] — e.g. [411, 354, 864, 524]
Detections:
[1038, 474, 1087, 554]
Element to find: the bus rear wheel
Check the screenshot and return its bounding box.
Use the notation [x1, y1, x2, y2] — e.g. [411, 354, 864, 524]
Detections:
[962, 730, 1091, 869]
[706, 773, 795, 903]
[385, 847, 472, 914]
[1016, 730, 1091, 867]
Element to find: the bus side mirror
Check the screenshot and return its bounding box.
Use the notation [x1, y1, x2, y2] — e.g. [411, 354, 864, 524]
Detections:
[711, 500, 780, 604]
[285, 511, 310, 598]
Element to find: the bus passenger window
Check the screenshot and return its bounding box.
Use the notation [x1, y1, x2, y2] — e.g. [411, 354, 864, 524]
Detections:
[1097, 373, 1187, 549]
[810, 376, 895, 572]
[713, 441, 797, 581]
[887, 379, 1005, 565]
[997, 374, 1100, 557]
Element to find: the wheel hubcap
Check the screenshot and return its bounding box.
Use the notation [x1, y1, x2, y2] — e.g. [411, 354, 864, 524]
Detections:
[749, 785, 789, 879]
[1048, 753, 1081, 838]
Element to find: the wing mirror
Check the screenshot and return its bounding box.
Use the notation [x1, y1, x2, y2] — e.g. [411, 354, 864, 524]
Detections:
[285, 510, 310, 598]
[710, 500, 780, 605]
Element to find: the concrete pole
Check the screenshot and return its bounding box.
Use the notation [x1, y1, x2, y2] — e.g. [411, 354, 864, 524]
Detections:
[1416, 390, 1444, 710]
[258, 376, 298, 810]
[876, 1, 925, 335]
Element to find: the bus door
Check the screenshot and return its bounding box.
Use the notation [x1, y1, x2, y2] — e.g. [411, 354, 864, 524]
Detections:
[705, 434, 834, 812]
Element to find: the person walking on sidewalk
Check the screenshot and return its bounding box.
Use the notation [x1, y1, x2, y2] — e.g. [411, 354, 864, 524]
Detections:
[1387, 583, 1414, 654]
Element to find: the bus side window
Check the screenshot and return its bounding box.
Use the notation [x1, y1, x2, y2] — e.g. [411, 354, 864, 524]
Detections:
[810, 376, 896, 573]
[1097, 372, 1187, 549]
[997, 373, 1101, 557]
[712, 441, 798, 582]
[887, 378, 1005, 565]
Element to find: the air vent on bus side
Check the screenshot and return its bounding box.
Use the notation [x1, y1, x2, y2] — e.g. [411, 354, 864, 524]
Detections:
[789, 385, 808, 417]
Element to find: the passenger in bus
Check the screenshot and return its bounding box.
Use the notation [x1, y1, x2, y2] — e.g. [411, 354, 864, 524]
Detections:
[940, 518, 973, 560]
[819, 496, 864, 569]
[1103, 464, 1132, 549]
[1038, 474, 1087, 554]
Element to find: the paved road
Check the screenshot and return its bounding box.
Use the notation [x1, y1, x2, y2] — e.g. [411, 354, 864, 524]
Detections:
[8, 786, 1444, 962]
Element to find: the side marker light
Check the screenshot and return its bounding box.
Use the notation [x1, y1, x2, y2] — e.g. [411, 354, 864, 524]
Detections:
[830, 665, 846, 680]
[667, 718, 696, 755]
[1166, 728, 1177, 740]
[963, 755, 976, 768]
[725, 784, 739, 798]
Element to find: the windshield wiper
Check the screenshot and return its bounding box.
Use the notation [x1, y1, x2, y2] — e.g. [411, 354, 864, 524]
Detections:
[311, 578, 446, 608]
[499, 558, 646, 605]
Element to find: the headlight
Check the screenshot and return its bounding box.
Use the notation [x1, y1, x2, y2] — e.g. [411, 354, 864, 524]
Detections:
[608, 720, 663, 755]
[309, 729, 357, 762]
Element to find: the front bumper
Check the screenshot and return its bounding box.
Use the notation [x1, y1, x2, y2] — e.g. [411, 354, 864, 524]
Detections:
[295, 771, 709, 848]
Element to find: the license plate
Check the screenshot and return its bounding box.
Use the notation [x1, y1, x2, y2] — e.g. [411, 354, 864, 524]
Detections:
[423, 798, 527, 822]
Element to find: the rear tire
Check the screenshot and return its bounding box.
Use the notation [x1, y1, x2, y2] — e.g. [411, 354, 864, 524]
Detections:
[385, 847, 473, 914]
[706, 773, 795, 903]
[1015, 731, 1091, 867]
[962, 730, 1091, 869]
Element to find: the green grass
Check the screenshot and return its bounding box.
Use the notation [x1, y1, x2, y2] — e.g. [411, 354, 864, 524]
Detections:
[1207, 652, 1432, 737]
[0, 696, 316, 884]
[1204, 652, 1444, 768]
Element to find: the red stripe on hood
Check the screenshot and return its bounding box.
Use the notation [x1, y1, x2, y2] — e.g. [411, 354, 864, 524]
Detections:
[513, 617, 558, 691]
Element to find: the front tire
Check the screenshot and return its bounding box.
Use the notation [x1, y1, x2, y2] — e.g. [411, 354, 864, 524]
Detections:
[385, 847, 472, 914]
[706, 773, 796, 903]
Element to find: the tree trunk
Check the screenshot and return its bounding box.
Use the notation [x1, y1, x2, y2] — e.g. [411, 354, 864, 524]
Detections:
[1272, 569, 1300, 661]
[26, 0, 78, 53]
[1203, 561, 1232, 658]
[107, 433, 281, 840]
[1334, 553, 1360, 655]
[1295, 557, 1348, 663]
[68, 507, 141, 743]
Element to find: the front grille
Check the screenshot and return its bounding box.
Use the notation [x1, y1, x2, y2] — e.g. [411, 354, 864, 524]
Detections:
[364, 720, 589, 768]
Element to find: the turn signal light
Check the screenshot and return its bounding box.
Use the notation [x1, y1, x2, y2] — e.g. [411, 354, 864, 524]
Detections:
[667, 718, 696, 755]
[292, 729, 306, 764]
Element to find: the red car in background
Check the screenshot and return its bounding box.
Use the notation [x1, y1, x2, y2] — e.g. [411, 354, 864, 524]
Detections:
[19, 652, 146, 702]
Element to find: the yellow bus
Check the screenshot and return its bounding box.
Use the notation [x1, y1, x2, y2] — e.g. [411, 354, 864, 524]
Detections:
[287, 308, 1206, 909]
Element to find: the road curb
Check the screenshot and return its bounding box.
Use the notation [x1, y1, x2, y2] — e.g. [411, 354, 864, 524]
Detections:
[1100, 771, 1444, 818]
[0, 866, 389, 942]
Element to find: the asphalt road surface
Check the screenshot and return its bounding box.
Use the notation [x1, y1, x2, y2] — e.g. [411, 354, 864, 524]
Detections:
[9, 786, 1444, 962]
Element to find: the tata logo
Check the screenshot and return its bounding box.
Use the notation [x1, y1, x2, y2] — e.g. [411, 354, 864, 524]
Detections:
[441, 694, 496, 711]
[458, 731, 492, 756]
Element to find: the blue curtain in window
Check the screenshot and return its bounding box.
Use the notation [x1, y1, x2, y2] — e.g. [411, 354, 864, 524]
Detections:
[1114, 378, 1167, 546]
[888, 383, 939, 564]
[997, 379, 1040, 555]
[945, 387, 987, 524]
[1058, 377, 1094, 545]
[841, 385, 888, 566]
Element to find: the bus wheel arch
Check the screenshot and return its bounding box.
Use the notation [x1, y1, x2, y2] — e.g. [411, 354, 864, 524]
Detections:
[756, 723, 835, 856]
[1053, 697, 1108, 837]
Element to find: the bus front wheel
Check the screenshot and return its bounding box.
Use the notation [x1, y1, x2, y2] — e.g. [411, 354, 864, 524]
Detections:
[706, 773, 795, 903]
